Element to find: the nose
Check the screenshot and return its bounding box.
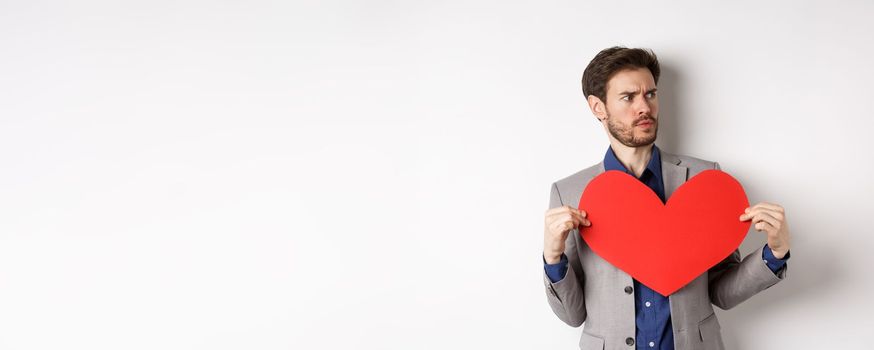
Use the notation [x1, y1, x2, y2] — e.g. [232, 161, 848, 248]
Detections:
[635, 96, 652, 116]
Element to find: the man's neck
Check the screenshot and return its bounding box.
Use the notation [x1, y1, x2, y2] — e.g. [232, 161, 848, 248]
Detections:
[609, 141, 654, 178]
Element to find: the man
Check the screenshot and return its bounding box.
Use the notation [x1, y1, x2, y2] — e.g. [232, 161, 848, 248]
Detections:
[542, 47, 791, 350]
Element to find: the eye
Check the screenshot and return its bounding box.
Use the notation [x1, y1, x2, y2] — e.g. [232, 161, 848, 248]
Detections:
[620, 95, 630, 101]
[646, 91, 657, 98]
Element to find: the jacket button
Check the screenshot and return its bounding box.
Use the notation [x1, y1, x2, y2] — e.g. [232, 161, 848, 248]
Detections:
[624, 286, 633, 294]
[626, 337, 635, 346]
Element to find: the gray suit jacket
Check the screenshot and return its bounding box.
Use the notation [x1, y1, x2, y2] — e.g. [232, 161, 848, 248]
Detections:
[543, 150, 787, 350]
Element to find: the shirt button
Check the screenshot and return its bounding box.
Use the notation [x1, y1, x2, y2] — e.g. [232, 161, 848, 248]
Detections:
[624, 286, 634, 294]
[649, 341, 655, 347]
[764, 259, 769, 264]
[645, 301, 651, 307]
[626, 337, 635, 346]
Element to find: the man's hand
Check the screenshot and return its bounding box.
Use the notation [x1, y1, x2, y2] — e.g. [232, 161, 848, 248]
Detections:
[740, 202, 791, 259]
[544, 206, 590, 264]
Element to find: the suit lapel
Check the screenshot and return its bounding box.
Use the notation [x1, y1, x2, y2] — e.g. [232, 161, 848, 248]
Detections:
[660, 151, 688, 200]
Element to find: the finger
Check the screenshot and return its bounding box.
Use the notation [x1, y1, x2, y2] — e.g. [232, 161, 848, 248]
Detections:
[740, 206, 755, 220]
[748, 202, 784, 213]
[550, 219, 574, 234]
[552, 214, 582, 231]
[546, 207, 589, 226]
[762, 209, 784, 222]
[545, 206, 579, 219]
[743, 207, 784, 224]
[570, 210, 591, 226]
[560, 212, 584, 226]
[740, 207, 761, 221]
[569, 214, 586, 228]
[749, 216, 779, 236]
[741, 207, 784, 222]
[751, 211, 780, 229]
[754, 220, 776, 233]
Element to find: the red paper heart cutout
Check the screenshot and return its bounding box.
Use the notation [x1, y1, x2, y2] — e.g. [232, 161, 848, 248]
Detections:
[578, 169, 750, 296]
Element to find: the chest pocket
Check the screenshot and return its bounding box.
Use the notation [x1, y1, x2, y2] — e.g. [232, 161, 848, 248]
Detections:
[698, 312, 725, 350]
[578, 330, 605, 350]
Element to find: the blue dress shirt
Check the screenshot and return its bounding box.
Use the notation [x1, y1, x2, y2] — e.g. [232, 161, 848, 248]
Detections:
[544, 145, 788, 349]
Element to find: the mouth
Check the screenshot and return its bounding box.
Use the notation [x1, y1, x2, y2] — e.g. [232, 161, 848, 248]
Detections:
[636, 120, 655, 128]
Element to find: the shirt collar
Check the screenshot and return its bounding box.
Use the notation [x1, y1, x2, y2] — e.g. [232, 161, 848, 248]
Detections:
[603, 144, 663, 181]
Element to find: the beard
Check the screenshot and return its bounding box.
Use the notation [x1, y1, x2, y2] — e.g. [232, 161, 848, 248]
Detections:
[605, 110, 658, 148]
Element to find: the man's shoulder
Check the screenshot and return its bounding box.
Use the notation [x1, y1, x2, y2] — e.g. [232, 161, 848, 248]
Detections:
[553, 162, 604, 189]
[549, 162, 604, 208]
[662, 151, 719, 173]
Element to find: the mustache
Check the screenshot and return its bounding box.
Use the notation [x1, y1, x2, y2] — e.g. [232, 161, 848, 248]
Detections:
[634, 116, 656, 126]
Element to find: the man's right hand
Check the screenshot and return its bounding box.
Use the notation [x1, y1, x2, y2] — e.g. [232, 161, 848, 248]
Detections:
[543, 206, 590, 264]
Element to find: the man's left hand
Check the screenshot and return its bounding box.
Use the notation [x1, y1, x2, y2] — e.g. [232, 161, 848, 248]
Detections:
[740, 202, 791, 259]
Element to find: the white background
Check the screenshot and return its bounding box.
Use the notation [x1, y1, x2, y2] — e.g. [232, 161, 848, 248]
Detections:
[1, 0, 872, 349]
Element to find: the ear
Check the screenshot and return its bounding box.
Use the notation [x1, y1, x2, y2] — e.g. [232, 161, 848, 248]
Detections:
[587, 95, 607, 122]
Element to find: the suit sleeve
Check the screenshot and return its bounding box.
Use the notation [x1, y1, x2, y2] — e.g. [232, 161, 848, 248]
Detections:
[542, 182, 588, 327]
[707, 162, 788, 310]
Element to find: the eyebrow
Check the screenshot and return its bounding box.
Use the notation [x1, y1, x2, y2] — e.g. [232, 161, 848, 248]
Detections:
[619, 88, 658, 96]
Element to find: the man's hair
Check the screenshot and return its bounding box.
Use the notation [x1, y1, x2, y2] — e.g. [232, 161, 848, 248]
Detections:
[581, 46, 660, 103]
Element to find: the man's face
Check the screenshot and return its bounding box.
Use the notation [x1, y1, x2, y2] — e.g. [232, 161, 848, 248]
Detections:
[598, 67, 659, 148]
